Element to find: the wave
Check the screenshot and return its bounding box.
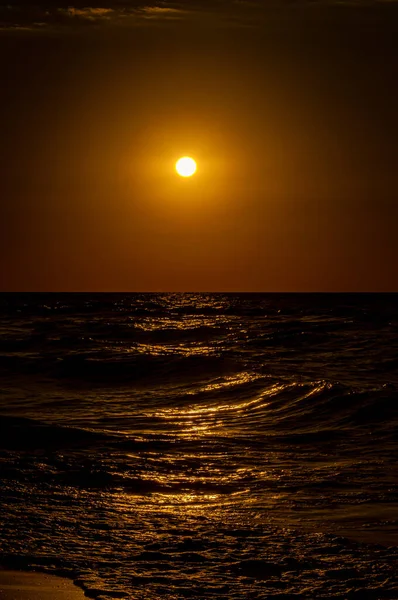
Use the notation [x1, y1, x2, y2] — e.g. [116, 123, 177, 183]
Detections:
[237, 381, 398, 437]
[2, 291, 397, 314]
[0, 415, 111, 450]
[54, 353, 240, 385]
[1, 377, 397, 451]
[139, 378, 398, 446]
[0, 349, 241, 386]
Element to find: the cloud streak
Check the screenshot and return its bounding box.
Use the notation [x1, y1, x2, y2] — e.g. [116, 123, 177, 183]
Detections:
[0, 0, 397, 31]
[0, 2, 194, 30]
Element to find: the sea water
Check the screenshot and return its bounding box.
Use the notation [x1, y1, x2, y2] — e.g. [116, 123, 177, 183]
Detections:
[0, 293, 397, 598]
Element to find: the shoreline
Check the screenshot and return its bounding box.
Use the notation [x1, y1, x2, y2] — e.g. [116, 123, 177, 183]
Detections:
[0, 569, 86, 600]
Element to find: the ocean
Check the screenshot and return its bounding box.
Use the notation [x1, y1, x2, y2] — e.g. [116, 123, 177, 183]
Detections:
[0, 293, 397, 599]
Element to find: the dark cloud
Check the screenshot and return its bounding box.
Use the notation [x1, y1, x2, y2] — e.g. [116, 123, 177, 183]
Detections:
[0, 1, 234, 30]
[1, 0, 397, 31]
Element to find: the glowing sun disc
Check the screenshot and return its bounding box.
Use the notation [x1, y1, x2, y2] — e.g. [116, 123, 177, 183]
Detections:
[176, 157, 197, 177]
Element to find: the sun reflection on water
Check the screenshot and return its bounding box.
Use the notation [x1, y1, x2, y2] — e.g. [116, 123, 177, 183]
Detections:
[154, 381, 284, 419]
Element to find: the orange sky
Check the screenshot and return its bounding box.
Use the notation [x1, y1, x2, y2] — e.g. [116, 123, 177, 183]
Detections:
[0, 2, 397, 291]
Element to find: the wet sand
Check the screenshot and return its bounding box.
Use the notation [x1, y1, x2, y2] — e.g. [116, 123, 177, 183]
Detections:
[0, 570, 85, 600]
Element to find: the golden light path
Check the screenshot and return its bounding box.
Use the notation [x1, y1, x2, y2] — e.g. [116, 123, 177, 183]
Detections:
[176, 156, 197, 177]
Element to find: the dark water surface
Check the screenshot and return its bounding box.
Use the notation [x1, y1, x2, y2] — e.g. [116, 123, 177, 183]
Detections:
[0, 293, 397, 599]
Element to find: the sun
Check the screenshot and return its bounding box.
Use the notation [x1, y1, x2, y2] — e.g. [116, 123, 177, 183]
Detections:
[176, 156, 197, 178]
